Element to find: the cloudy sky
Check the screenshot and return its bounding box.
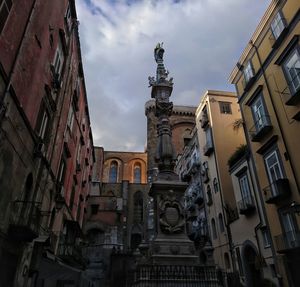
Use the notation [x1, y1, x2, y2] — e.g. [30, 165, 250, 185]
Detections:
[76, 0, 270, 152]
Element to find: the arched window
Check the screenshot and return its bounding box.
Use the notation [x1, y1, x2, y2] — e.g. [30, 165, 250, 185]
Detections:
[109, 161, 118, 183]
[134, 163, 141, 183]
[224, 252, 231, 269]
[211, 218, 217, 239]
[133, 191, 143, 223]
[219, 213, 225, 233]
[213, 178, 219, 193]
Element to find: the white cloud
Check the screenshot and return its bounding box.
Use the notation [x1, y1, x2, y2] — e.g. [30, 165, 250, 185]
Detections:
[76, 0, 270, 151]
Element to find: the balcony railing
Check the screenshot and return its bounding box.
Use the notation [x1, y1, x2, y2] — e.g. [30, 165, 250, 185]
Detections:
[127, 265, 221, 286]
[203, 141, 214, 156]
[263, 178, 291, 204]
[238, 195, 255, 215]
[275, 230, 300, 253]
[57, 242, 86, 266]
[281, 71, 300, 106]
[8, 201, 41, 242]
[249, 115, 272, 142]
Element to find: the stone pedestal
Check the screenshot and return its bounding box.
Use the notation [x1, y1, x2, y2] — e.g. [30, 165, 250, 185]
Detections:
[149, 179, 198, 265]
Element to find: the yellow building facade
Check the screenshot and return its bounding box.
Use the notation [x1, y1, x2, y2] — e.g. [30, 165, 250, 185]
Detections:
[195, 90, 246, 272]
[229, 0, 300, 285]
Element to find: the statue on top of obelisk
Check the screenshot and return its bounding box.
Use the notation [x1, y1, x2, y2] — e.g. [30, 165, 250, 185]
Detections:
[148, 43, 176, 179]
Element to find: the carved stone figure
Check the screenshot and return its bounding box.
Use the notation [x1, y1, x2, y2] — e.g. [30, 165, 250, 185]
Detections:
[154, 42, 164, 63]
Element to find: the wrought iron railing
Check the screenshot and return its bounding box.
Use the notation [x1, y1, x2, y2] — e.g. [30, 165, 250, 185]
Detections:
[280, 69, 300, 105]
[127, 265, 223, 287]
[238, 195, 255, 215]
[203, 141, 214, 156]
[9, 200, 42, 241]
[275, 230, 300, 253]
[249, 115, 272, 141]
[263, 178, 290, 204]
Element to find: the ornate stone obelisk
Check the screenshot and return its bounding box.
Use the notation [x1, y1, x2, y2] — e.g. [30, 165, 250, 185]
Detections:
[147, 43, 197, 265]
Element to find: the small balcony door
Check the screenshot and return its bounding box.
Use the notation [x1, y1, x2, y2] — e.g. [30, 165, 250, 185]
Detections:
[265, 150, 284, 196]
[252, 96, 267, 131]
[281, 212, 298, 248]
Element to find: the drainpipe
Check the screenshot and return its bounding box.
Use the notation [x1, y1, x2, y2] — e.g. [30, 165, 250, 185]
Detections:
[250, 40, 300, 192]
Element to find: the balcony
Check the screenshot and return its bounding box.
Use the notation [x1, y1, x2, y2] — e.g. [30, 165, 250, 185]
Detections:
[281, 78, 300, 106]
[203, 141, 214, 156]
[263, 178, 291, 204]
[238, 195, 255, 215]
[249, 115, 272, 142]
[186, 159, 201, 176]
[200, 112, 209, 128]
[275, 230, 300, 253]
[8, 201, 41, 242]
[57, 242, 86, 267]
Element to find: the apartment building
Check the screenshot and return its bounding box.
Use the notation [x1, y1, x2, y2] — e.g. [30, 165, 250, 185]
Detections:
[228, 144, 279, 286]
[229, 0, 300, 285]
[195, 90, 246, 273]
[0, 1, 94, 286]
[175, 126, 214, 265]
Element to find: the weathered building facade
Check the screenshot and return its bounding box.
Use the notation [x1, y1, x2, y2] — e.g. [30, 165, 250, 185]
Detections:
[145, 100, 196, 181]
[0, 0, 94, 286]
[84, 148, 148, 286]
[229, 0, 300, 285]
[195, 90, 246, 273]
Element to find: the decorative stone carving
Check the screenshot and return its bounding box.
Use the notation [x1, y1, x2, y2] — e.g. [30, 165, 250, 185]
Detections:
[158, 190, 185, 234]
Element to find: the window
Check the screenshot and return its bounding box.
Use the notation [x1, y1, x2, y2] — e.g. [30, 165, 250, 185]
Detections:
[91, 204, 99, 215]
[36, 105, 49, 141]
[235, 247, 244, 276]
[218, 213, 225, 233]
[134, 163, 141, 183]
[109, 161, 118, 183]
[52, 39, 65, 80]
[280, 210, 298, 248]
[271, 11, 286, 40]
[0, 0, 12, 34]
[206, 185, 212, 206]
[67, 106, 74, 131]
[76, 144, 81, 170]
[211, 218, 217, 239]
[224, 253, 231, 270]
[282, 48, 300, 95]
[57, 158, 66, 195]
[133, 191, 143, 223]
[213, 178, 219, 193]
[264, 149, 284, 196]
[219, 102, 232, 114]
[244, 61, 254, 84]
[65, 3, 72, 32]
[239, 173, 251, 201]
[251, 94, 270, 133]
[261, 227, 271, 248]
[205, 128, 213, 147]
[69, 185, 75, 210]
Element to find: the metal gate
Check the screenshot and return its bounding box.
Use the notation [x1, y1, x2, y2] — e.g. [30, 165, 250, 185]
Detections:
[127, 265, 224, 287]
